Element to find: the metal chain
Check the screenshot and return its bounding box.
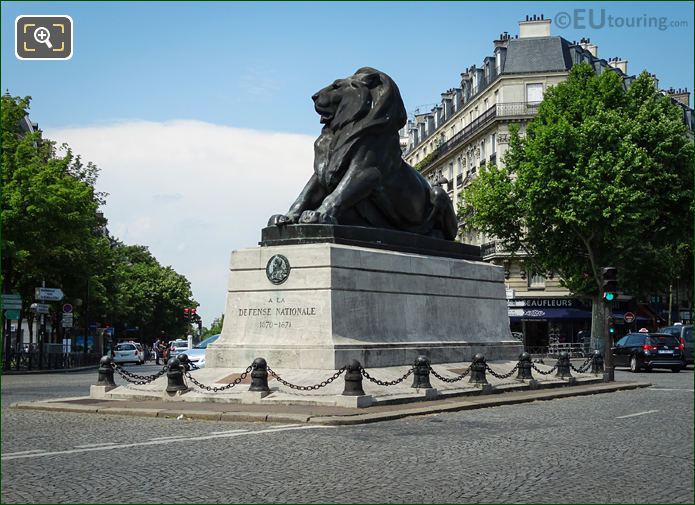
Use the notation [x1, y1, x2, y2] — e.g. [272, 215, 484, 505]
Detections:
[111, 363, 168, 385]
[184, 364, 253, 392]
[531, 363, 558, 375]
[428, 364, 471, 383]
[569, 355, 594, 373]
[267, 366, 346, 391]
[485, 362, 519, 380]
[360, 366, 413, 386]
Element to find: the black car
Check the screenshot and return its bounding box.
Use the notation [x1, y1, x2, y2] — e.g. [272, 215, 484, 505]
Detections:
[657, 324, 694, 367]
[612, 332, 685, 373]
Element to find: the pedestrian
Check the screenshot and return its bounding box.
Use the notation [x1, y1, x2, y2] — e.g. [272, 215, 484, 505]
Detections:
[153, 337, 162, 365]
[157, 331, 169, 363]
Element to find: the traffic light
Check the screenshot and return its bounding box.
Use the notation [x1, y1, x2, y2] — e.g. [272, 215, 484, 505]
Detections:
[183, 308, 190, 320]
[608, 316, 616, 334]
[601, 267, 618, 301]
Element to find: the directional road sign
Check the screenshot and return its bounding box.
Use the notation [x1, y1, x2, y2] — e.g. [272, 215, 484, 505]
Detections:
[33, 303, 50, 314]
[35, 287, 64, 301]
[2, 293, 22, 310]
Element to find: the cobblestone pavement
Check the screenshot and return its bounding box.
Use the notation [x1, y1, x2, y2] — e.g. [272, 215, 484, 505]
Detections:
[2, 364, 693, 503]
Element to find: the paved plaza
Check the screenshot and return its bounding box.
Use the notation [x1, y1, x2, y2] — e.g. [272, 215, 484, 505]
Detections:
[1, 364, 693, 503]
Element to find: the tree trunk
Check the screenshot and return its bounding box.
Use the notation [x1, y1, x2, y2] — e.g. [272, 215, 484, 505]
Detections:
[590, 294, 605, 351]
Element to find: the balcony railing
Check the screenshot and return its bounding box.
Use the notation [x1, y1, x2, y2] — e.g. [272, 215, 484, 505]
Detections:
[481, 240, 511, 258]
[417, 101, 540, 174]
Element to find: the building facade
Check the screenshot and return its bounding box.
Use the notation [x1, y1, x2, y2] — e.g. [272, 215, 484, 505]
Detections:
[401, 15, 693, 351]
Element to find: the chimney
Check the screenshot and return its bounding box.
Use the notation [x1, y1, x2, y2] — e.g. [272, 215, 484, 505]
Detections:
[579, 37, 598, 57]
[666, 87, 690, 107]
[519, 14, 551, 38]
[608, 57, 628, 74]
[648, 73, 659, 90]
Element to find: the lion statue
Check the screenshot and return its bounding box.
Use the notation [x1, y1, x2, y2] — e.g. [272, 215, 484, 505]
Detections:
[268, 67, 458, 241]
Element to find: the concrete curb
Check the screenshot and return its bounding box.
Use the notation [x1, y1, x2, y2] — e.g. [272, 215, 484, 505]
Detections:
[11, 380, 650, 425]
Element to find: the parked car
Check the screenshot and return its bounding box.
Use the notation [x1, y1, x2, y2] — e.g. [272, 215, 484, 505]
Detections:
[612, 332, 685, 373]
[657, 324, 694, 367]
[168, 339, 190, 358]
[184, 334, 220, 368]
[112, 342, 145, 365]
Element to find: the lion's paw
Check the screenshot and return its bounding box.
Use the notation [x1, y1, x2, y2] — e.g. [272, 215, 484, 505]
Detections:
[299, 210, 337, 225]
[268, 214, 291, 227]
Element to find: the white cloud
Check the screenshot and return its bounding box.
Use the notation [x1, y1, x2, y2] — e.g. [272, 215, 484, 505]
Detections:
[47, 120, 315, 327]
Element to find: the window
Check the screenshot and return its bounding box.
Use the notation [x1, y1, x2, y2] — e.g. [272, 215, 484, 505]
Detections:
[483, 98, 489, 110]
[528, 272, 545, 288]
[526, 83, 543, 103]
[491, 133, 497, 154]
[480, 140, 486, 159]
[626, 335, 645, 347]
[494, 89, 499, 104]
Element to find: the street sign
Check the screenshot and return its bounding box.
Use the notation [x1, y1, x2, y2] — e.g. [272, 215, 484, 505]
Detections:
[33, 303, 50, 314]
[624, 312, 635, 324]
[4, 309, 20, 320]
[63, 303, 73, 313]
[61, 319, 73, 328]
[35, 287, 64, 301]
[62, 313, 73, 321]
[1, 293, 22, 310]
[508, 308, 525, 317]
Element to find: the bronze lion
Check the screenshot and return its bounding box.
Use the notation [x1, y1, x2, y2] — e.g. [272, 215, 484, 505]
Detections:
[268, 67, 458, 241]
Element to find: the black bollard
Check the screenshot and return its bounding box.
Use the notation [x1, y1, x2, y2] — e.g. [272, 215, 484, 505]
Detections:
[411, 355, 432, 389]
[249, 357, 270, 392]
[468, 354, 488, 385]
[342, 359, 366, 396]
[166, 357, 188, 393]
[178, 353, 191, 371]
[591, 350, 604, 374]
[555, 351, 572, 379]
[516, 352, 534, 380]
[96, 355, 116, 386]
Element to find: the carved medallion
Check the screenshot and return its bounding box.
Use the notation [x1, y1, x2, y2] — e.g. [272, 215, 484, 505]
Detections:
[266, 254, 290, 285]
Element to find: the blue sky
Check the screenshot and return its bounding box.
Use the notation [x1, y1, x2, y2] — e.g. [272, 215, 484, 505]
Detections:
[3, 1, 693, 133]
[2, 1, 693, 326]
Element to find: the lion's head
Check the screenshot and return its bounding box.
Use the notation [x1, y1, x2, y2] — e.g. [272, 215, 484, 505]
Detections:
[311, 67, 407, 133]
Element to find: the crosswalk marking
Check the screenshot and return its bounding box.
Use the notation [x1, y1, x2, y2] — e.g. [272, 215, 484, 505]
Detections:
[616, 409, 659, 419]
[648, 388, 694, 392]
[2, 449, 44, 456]
[2, 425, 333, 461]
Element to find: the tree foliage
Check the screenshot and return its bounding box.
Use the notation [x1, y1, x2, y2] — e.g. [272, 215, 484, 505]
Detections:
[1, 95, 197, 345]
[201, 314, 224, 339]
[459, 64, 693, 300]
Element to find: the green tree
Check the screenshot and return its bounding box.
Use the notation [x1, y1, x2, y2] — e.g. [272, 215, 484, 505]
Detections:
[2, 95, 108, 343]
[459, 64, 693, 348]
[201, 314, 224, 339]
[105, 243, 197, 343]
[2, 95, 198, 350]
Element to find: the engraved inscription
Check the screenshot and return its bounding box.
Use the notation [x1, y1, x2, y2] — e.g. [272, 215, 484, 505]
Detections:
[235, 296, 318, 330]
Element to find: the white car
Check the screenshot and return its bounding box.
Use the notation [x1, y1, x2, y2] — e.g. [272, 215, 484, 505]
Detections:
[169, 340, 190, 358]
[112, 342, 145, 365]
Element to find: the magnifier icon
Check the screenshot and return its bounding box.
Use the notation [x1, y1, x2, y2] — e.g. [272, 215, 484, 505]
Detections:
[34, 26, 53, 49]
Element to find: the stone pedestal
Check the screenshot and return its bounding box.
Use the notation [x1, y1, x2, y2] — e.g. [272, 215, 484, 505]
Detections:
[206, 241, 521, 370]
